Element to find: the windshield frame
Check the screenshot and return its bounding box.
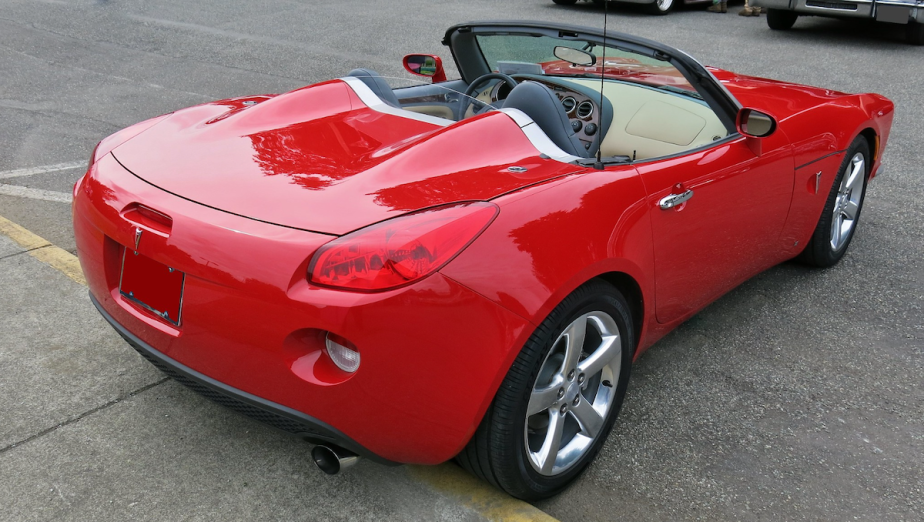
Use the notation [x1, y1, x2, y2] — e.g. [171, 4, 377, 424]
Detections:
[442, 21, 741, 134]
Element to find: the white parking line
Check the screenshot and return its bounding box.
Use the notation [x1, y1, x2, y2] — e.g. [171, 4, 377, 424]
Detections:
[0, 161, 84, 180]
[0, 184, 72, 203]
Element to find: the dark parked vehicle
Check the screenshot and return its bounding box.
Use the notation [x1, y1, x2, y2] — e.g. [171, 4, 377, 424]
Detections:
[553, 0, 712, 16]
[751, 0, 924, 44]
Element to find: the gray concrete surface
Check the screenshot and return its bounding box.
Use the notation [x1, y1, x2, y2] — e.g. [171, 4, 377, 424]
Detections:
[1, 0, 921, 521]
[0, 235, 164, 448]
[0, 234, 23, 258]
[0, 244, 488, 522]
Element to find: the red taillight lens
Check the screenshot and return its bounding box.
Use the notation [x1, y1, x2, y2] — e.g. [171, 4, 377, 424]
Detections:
[308, 202, 498, 291]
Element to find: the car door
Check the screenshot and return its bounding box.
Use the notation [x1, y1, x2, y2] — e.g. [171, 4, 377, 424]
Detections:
[638, 134, 794, 324]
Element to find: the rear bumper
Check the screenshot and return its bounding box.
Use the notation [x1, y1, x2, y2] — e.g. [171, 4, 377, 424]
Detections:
[753, 0, 924, 21]
[74, 154, 533, 465]
[91, 292, 396, 465]
[753, 0, 874, 18]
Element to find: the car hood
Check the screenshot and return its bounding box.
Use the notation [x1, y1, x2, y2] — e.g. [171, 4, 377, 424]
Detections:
[112, 80, 576, 235]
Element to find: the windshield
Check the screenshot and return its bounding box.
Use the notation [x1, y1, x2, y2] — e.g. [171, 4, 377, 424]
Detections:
[475, 34, 695, 92]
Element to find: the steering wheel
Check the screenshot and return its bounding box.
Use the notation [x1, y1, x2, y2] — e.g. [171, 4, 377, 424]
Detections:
[458, 73, 519, 120]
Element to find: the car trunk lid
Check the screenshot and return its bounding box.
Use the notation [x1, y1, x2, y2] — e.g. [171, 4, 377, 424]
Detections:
[112, 80, 577, 235]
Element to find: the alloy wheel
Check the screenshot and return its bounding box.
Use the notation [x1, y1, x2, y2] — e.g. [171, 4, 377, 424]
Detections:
[830, 152, 865, 251]
[524, 311, 621, 475]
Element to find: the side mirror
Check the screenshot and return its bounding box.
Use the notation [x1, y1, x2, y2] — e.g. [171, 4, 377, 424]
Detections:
[403, 54, 447, 83]
[737, 108, 777, 138]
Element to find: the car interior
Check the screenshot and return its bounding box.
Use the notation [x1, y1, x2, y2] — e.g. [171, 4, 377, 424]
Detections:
[344, 37, 730, 163]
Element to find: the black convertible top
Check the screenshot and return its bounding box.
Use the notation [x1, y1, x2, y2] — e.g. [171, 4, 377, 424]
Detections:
[442, 20, 678, 58]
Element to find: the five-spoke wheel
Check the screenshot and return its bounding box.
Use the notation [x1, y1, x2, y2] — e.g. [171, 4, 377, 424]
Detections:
[799, 136, 870, 267]
[830, 152, 865, 252]
[525, 311, 621, 475]
[457, 280, 633, 500]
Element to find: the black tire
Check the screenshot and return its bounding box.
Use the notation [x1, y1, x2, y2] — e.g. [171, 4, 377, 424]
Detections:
[553, 0, 579, 5]
[457, 279, 634, 500]
[767, 9, 798, 30]
[798, 136, 870, 268]
[908, 21, 924, 45]
[645, 0, 676, 15]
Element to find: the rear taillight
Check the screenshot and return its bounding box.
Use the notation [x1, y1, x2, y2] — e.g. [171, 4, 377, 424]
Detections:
[308, 202, 498, 292]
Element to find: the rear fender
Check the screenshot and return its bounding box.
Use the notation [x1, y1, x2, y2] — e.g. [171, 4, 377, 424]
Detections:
[440, 164, 656, 430]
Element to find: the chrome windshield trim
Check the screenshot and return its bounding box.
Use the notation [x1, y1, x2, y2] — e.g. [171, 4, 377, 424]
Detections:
[498, 108, 581, 164]
[339, 77, 453, 127]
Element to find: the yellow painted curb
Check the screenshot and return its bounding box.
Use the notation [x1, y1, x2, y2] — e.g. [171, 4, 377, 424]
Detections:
[0, 214, 50, 250]
[410, 464, 560, 522]
[0, 213, 556, 521]
[0, 214, 86, 286]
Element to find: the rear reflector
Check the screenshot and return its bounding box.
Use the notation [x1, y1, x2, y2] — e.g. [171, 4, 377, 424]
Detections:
[325, 332, 360, 373]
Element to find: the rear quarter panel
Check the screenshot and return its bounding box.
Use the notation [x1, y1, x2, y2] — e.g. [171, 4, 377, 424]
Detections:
[440, 164, 656, 422]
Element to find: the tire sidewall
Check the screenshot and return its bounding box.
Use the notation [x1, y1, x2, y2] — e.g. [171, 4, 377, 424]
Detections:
[808, 137, 870, 265]
[767, 9, 798, 30]
[647, 0, 675, 15]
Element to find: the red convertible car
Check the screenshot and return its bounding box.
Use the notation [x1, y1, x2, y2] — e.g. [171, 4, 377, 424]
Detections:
[73, 21, 893, 499]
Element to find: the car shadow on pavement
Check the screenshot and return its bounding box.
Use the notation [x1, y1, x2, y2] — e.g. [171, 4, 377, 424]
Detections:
[779, 17, 910, 46]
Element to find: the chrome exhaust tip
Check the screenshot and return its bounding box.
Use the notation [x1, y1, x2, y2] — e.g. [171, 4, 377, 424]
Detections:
[311, 445, 359, 475]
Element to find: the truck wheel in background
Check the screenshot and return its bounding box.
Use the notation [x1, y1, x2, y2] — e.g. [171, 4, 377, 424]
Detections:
[645, 0, 676, 15]
[767, 9, 799, 29]
[908, 21, 924, 45]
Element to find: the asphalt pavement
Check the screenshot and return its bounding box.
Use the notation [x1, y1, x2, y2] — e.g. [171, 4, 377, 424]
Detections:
[1, 0, 921, 521]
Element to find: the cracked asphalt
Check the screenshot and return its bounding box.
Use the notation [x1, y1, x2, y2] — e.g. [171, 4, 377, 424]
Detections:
[1, 0, 922, 521]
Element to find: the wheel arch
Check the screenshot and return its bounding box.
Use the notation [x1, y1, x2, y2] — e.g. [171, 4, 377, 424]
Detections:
[594, 271, 644, 356]
[858, 127, 878, 166]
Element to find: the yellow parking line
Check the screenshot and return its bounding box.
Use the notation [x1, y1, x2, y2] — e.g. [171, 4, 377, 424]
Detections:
[0, 214, 86, 286]
[0, 213, 557, 522]
[410, 464, 559, 522]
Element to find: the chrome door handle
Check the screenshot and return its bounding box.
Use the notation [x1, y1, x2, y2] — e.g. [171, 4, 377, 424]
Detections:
[659, 190, 693, 210]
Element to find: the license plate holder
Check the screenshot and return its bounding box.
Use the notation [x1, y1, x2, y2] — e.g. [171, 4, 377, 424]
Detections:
[876, 4, 910, 23]
[119, 249, 185, 326]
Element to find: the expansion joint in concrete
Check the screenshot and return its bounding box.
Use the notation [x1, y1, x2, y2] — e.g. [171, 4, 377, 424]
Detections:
[0, 377, 170, 456]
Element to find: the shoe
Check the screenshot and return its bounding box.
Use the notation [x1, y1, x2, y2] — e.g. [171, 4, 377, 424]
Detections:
[738, 6, 754, 15]
[707, 1, 727, 12]
[751, 6, 761, 15]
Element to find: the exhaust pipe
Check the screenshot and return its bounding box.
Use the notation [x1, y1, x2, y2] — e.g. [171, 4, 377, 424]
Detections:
[311, 445, 359, 475]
